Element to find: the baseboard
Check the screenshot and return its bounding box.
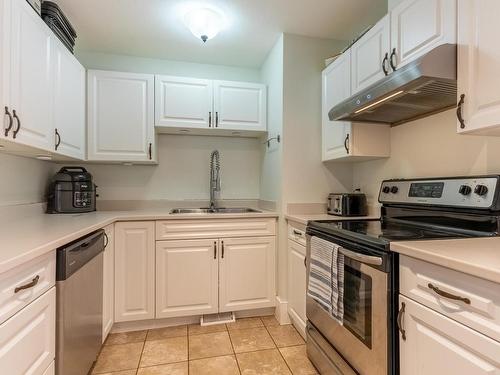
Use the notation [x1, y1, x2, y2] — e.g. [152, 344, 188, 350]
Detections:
[110, 307, 276, 333]
[274, 296, 291, 325]
[288, 310, 306, 339]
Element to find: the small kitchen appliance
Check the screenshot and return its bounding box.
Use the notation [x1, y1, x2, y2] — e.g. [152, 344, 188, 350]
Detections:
[47, 167, 97, 214]
[306, 175, 500, 375]
[327, 192, 368, 216]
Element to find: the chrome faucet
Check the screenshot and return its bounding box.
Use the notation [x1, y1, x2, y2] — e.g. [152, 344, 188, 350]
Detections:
[209, 150, 221, 211]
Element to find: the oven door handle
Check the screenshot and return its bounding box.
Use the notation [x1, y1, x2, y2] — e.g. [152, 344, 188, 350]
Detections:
[339, 247, 383, 266]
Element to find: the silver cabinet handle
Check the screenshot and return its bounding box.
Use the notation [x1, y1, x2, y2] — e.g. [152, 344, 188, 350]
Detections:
[339, 247, 382, 266]
[15, 275, 40, 293]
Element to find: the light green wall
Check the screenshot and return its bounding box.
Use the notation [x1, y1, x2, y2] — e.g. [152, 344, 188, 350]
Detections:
[77, 51, 262, 82]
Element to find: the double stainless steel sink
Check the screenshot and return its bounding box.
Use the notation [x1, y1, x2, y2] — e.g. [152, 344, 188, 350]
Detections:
[170, 207, 262, 214]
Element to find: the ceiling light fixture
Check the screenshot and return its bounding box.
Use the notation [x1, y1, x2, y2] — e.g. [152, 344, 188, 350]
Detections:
[184, 7, 225, 43]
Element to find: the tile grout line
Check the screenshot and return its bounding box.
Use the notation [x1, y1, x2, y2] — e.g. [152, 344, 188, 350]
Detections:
[187, 325, 190, 375]
[226, 322, 243, 375]
[135, 336, 146, 375]
[261, 317, 295, 375]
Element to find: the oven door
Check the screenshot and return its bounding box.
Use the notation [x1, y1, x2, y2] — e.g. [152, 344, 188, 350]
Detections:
[306, 234, 389, 375]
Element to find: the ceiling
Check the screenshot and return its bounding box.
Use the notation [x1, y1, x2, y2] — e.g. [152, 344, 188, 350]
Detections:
[55, 0, 387, 68]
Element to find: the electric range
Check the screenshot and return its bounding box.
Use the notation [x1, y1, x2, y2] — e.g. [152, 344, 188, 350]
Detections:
[305, 175, 500, 375]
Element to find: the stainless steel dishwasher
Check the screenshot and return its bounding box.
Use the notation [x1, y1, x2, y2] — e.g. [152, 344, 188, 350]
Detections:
[56, 229, 105, 375]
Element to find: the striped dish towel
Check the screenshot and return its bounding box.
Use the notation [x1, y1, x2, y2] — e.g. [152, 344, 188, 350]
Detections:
[307, 236, 345, 324]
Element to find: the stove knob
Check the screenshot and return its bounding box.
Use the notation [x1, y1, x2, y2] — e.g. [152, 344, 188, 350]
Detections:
[474, 184, 489, 196]
[382, 186, 391, 194]
[390, 186, 399, 194]
[458, 185, 472, 196]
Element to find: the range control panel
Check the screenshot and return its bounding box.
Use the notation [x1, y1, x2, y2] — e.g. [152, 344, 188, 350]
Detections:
[379, 176, 500, 209]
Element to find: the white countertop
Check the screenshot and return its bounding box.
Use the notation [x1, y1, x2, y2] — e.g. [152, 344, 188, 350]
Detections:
[391, 237, 500, 284]
[0, 205, 278, 274]
[285, 213, 379, 225]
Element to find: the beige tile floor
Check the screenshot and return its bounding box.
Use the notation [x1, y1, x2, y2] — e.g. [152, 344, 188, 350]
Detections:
[92, 316, 318, 375]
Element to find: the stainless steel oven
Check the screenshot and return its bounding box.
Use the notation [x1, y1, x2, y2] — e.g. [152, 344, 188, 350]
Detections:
[305, 232, 396, 375]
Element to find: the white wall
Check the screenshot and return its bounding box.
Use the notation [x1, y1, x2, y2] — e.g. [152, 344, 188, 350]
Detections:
[71, 135, 261, 201]
[77, 51, 261, 82]
[260, 35, 284, 205]
[282, 34, 353, 205]
[352, 109, 500, 209]
[0, 153, 53, 206]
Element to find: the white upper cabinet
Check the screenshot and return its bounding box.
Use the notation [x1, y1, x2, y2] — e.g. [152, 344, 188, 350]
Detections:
[390, 0, 456, 70]
[52, 38, 85, 159]
[88, 70, 156, 163]
[351, 15, 391, 94]
[322, 50, 352, 161]
[457, 0, 500, 136]
[213, 80, 267, 132]
[155, 75, 213, 129]
[6, 0, 53, 151]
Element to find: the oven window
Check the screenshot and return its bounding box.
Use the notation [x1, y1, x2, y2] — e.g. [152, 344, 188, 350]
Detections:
[343, 265, 373, 348]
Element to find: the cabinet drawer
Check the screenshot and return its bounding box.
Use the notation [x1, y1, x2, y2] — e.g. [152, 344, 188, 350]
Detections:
[400, 255, 500, 342]
[287, 224, 306, 247]
[0, 287, 56, 375]
[156, 218, 276, 240]
[0, 252, 56, 324]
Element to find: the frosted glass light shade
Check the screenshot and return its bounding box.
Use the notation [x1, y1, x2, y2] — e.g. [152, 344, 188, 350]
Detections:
[184, 7, 224, 42]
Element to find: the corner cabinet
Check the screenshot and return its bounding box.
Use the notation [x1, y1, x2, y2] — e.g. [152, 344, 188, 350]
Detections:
[155, 76, 267, 136]
[322, 51, 390, 162]
[87, 70, 157, 163]
[114, 221, 155, 322]
[456, 0, 500, 136]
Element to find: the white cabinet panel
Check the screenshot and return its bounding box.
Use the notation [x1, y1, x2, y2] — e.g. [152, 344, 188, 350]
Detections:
[351, 15, 391, 94]
[0, 287, 55, 375]
[287, 239, 307, 336]
[219, 236, 275, 312]
[322, 50, 352, 161]
[53, 37, 85, 159]
[8, 0, 53, 150]
[114, 221, 155, 322]
[88, 70, 156, 162]
[156, 239, 218, 318]
[390, 0, 456, 69]
[399, 296, 500, 375]
[102, 224, 114, 341]
[42, 361, 55, 375]
[155, 75, 213, 129]
[213, 81, 267, 132]
[457, 0, 500, 135]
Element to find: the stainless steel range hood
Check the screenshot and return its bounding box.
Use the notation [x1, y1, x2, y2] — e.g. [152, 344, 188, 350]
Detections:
[328, 44, 457, 125]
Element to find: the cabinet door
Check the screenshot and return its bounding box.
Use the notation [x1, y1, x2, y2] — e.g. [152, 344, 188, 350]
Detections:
[102, 224, 114, 341]
[219, 236, 275, 312]
[351, 15, 391, 94]
[155, 75, 213, 129]
[156, 239, 218, 318]
[213, 81, 267, 132]
[287, 239, 307, 336]
[0, 287, 55, 375]
[8, 0, 53, 150]
[399, 296, 500, 375]
[457, 0, 500, 135]
[114, 221, 155, 322]
[322, 51, 352, 161]
[390, 0, 456, 69]
[53, 38, 85, 159]
[88, 70, 156, 162]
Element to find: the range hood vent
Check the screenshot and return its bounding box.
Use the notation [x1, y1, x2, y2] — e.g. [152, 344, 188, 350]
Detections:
[329, 44, 457, 126]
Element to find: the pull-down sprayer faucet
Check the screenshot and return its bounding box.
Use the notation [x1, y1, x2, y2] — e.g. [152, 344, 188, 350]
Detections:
[209, 150, 221, 211]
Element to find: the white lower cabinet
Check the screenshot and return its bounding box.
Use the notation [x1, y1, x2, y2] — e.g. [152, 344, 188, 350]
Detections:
[102, 224, 115, 340]
[0, 287, 56, 375]
[219, 236, 276, 312]
[42, 361, 55, 375]
[287, 238, 307, 336]
[399, 295, 500, 375]
[114, 221, 155, 322]
[156, 239, 219, 318]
